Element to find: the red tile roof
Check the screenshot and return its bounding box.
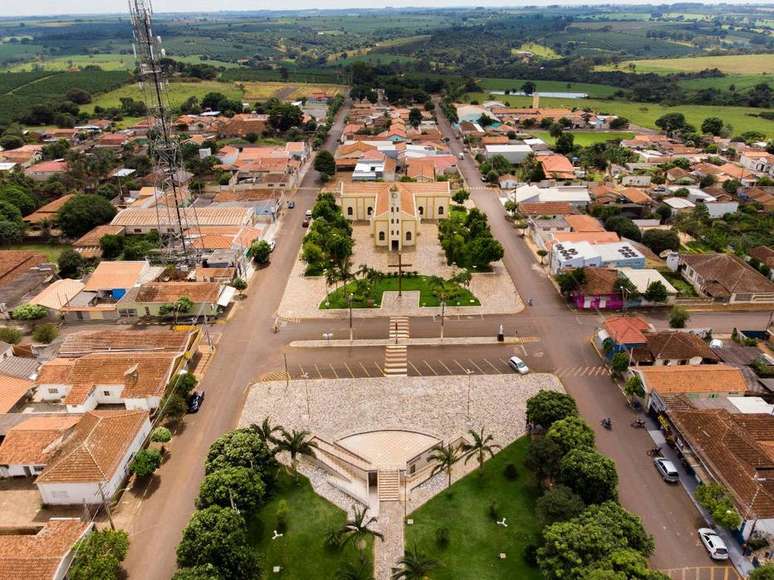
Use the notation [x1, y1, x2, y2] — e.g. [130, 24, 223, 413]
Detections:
[602, 315, 650, 345]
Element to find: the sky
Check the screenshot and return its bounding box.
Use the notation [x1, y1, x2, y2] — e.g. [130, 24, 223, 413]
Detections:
[4, 0, 765, 18]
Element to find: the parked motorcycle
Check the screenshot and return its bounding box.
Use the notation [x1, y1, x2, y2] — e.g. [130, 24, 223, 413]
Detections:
[601, 418, 612, 430]
[647, 446, 662, 457]
[631, 418, 646, 429]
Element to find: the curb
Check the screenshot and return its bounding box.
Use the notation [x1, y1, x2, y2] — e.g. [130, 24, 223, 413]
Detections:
[289, 336, 541, 348]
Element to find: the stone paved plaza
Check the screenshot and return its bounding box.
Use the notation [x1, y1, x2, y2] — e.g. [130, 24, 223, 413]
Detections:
[276, 222, 523, 319]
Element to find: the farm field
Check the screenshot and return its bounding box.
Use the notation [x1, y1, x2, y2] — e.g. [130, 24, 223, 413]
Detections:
[677, 73, 772, 92]
[6, 53, 242, 72]
[241, 81, 345, 101]
[464, 93, 774, 136]
[528, 130, 635, 147]
[597, 53, 774, 74]
[514, 42, 560, 59]
[477, 78, 618, 98]
[84, 80, 245, 112]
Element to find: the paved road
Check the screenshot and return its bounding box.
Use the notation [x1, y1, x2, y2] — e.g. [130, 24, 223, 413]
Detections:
[432, 104, 723, 570]
[121, 99, 353, 580]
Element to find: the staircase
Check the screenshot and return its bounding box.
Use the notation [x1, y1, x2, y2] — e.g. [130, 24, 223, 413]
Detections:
[383, 317, 409, 376]
[377, 469, 401, 502]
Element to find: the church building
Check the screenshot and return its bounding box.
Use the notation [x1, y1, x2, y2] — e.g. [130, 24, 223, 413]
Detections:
[339, 182, 451, 252]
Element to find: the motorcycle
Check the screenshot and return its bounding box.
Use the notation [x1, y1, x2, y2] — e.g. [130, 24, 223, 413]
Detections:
[601, 418, 612, 430]
[631, 418, 646, 429]
[647, 446, 662, 457]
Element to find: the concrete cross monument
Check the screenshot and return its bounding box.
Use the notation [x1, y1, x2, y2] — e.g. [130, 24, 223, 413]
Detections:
[387, 252, 413, 297]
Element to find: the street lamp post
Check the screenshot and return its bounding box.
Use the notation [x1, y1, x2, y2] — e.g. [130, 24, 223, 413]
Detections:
[301, 372, 310, 423]
[348, 293, 353, 341]
[440, 300, 446, 340]
[465, 369, 474, 420]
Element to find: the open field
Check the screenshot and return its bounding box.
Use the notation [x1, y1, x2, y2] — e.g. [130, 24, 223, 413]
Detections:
[327, 34, 430, 63]
[241, 81, 345, 101]
[514, 42, 560, 59]
[464, 93, 774, 136]
[248, 472, 370, 580]
[83, 80, 245, 112]
[6, 53, 241, 72]
[596, 54, 774, 75]
[677, 73, 772, 92]
[405, 437, 542, 580]
[529, 130, 635, 147]
[477, 78, 618, 98]
[6, 243, 69, 262]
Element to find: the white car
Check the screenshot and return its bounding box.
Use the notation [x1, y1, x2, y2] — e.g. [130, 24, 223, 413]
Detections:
[698, 528, 729, 560]
[268, 239, 276, 252]
[508, 356, 529, 375]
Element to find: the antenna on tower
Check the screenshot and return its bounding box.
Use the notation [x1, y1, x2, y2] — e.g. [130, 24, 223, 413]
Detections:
[128, 0, 201, 267]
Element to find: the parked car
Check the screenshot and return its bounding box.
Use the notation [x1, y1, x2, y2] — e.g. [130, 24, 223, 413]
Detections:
[508, 356, 529, 375]
[287, 200, 295, 209]
[653, 457, 679, 483]
[305, 209, 312, 218]
[302, 217, 310, 228]
[268, 239, 276, 252]
[698, 528, 728, 560]
[458, 152, 465, 160]
[188, 391, 205, 413]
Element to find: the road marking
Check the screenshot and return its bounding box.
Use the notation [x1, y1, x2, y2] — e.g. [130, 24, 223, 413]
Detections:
[408, 361, 422, 375]
[482, 358, 501, 373]
[453, 359, 469, 373]
[297, 364, 307, 378]
[373, 360, 384, 376]
[423, 360, 438, 375]
[314, 363, 323, 379]
[467, 359, 486, 374]
[437, 360, 453, 374]
[343, 362, 355, 378]
[329, 364, 339, 379]
[359, 362, 371, 377]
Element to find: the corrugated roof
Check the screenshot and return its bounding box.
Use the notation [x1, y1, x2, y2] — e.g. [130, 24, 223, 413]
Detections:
[133, 282, 220, 304]
[59, 329, 192, 357]
[112, 207, 254, 227]
[639, 364, 748, 395]
[28, 279, 85, 310]
[83, 261, 147, 292]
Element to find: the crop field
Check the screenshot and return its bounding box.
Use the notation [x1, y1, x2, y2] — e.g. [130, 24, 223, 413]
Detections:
[552, 29, 696, 58]
[241, 82, 345, 101]
[678, 74, 772, 92]
[478, 78, 618, 98]
[514, 42, 560, 58]
[84, 80, 244, 112]
[597, 54, 774, 75]
[6, 52, 241, 72]
[464, 93, 774, 136]
[0, 71, 55, 94]
[327, 34, 430, 64]
[0, 43, 44, 66]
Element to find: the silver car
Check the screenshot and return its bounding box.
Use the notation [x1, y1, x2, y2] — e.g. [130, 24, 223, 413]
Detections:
[508, 356, 529, 375]
[653, 457, 679, 483]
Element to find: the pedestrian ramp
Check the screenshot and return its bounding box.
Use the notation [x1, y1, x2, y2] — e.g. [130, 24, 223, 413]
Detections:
[661, 567, 741, 580]
[384, 317, 409, 376]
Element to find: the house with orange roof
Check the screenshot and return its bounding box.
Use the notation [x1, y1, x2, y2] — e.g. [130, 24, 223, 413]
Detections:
[540, 154, 575, 180]
[36, 351, 185, 413]
[118, 280, 231, 319]
[24, 159, 68, 182]
[634, 364, 748, 411]
[35, 410, 151, 505]
[24, 194, 75, 228]
[406, 158, 436, 182]
[0, 144, 43, 167]
[0, 415, 80, 478]
[0, 518, 93, 578]
[218, 114, 269, 139]
[741, 150, 774, 176]
[340, 181, 451, 252]
[596, 315, 652, 353]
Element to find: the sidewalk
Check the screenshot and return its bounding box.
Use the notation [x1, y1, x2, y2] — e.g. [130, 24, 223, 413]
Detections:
[643, 416, 754, 577]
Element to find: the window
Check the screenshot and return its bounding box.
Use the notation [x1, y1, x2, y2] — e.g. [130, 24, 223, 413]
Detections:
[406, 231, 412, 241]
[379, 232, 385, 241]
[438, 206, 444, 215]
[134, 228, 142, 233]
[418, 206, 424, 215]
[103, 390, 111, 397]
[47, 388, 58, 394]
[347, 207, 353, 216]
[367, 207, 372, 215]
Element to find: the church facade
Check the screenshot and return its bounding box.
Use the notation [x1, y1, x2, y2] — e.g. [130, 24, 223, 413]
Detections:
[338, 182, 451, 252]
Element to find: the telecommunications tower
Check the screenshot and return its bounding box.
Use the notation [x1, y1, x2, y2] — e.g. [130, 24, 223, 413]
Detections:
[128, 0, 200, 266]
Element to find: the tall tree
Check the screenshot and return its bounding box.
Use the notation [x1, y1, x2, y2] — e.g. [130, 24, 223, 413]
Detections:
[429, 443, 461, 488]
[461, 427, 501, 473]
[276, 429, 318, 476]
[391, 546, 440, 580]
[338, 505, 384, 552]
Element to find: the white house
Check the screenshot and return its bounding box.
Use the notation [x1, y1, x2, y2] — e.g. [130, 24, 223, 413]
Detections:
[740, 151, 774, 175]
[514, 184, 591, 210]
[35, 410, 151, 505]
[485, 144, 532, 164]
[550, 241, 645, 274]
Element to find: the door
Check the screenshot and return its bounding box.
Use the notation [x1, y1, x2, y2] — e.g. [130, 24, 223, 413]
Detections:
[391, 240, 399, 252]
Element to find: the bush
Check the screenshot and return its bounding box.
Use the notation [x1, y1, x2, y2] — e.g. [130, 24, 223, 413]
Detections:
[695, 482, 741, 529]
[57, 248, 85, 278]
[69, 529, 129, 580]
[669, 306, 690, 329]
[488, 499, 500, 522]
[503, 463, 519, 480]
[526, 390, 577, 428]
[11, 304, 47, 320]
[151, 426, 172, 444]
[197, 466, 266, 514]
[0, 326, 22, 344]
[276, 498, 289, 533]
[523, 543, 539, 567]
[435, 527, 450, 549]
[32, 323, 58, 344]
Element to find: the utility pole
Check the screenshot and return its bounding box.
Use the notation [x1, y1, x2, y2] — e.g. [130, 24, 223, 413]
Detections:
[465, 369, 474, 421]
[440, 300, 446, 340]
[98, 481, 115, 530]
[301, 372, 310, 423]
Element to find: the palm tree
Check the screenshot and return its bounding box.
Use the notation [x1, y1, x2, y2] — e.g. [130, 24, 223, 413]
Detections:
[461, 428, 501, 474]
[336, 553, 375, 580]
[251, 417, 284, 447]
[391, 546, 439, 580]
[429, 443, 460, 489]
[276, 429, 318, 476]
[338, 505, 384, 552]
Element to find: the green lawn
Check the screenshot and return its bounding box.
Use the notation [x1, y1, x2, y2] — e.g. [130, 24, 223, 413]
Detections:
[677, 73, 772, 93]
[83, 80, 245, 113]
[528, 130, 635, 147]
[6, 243, 68, 262]
[477, 77, 618, 98]
[465, 93, 774, 136]
[405, 437, 542, 580]
[321, 275, 480, 309]
[249, 472, 370, 580]
[514, 42, 560, 59]
[658, 270, 698, 297]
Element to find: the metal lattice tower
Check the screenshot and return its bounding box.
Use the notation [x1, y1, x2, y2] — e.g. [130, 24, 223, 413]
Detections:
[128, 0, 200, 266]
